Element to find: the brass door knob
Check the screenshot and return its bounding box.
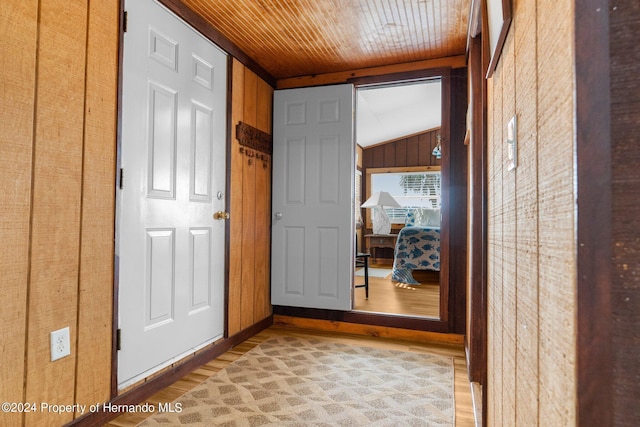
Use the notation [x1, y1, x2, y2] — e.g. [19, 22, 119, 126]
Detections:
[213, 211, 230, 220]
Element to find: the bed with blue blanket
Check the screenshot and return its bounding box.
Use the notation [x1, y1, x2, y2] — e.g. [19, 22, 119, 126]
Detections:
[391, 226, 440, 285]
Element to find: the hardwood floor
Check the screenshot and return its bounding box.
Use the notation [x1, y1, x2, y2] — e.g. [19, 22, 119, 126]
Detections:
[106, 324, 474, 426]
[354, 265, 441, 318]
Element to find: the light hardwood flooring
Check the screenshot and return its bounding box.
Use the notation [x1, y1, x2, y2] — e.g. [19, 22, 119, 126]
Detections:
[354, 266, 441, 318]
[106, 324, 474, 426]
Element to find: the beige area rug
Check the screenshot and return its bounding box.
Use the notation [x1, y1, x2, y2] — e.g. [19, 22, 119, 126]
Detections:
[139, 336, 455, 426]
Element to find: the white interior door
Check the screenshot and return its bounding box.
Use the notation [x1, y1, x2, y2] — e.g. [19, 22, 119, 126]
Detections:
[117, 0, 227, 387]
[271, 84, 355, 311]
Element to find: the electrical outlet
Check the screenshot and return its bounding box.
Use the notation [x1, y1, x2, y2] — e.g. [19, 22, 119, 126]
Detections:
[50, 327, 71, 361]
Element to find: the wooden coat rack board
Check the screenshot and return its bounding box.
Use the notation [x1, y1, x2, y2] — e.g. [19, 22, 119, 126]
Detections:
[236, 121, 272, 168]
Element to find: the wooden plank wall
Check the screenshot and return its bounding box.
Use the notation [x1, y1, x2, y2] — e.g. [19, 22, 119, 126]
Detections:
[0, 3, 37, 426]
[362, 130, 442, 170]
[76, 0, 120, 409]
[0, 1, 119, 426]
[486, 0, 577, 425]
[229, 59, 273, 336]
[1, 3, 274, 425]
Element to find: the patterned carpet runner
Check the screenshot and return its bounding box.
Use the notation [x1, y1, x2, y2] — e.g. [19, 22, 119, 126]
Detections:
[139, 336, 455, 426]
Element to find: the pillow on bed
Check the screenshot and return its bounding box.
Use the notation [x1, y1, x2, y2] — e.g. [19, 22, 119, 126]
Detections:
[424, 208, 441, 226]
[404, 210, 416, 226]
[412, 208, 440, 227]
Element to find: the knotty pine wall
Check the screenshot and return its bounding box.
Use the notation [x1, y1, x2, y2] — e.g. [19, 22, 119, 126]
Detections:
[486, 0, 576, 425]
[228, 59, 273, 335]
[1, 1, 119, 426]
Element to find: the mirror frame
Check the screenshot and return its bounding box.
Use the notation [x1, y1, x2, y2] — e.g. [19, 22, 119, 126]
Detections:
[347, 66, 465, 333]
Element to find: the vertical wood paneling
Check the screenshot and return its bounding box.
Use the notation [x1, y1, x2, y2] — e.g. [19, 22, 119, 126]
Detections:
[24, 1, 88, 425]
[228, 60, 245, 336]
[254, 79, 273, 321]
[394, 139, 407, 165]
[372, 145, 385, 167]
[418, 133, 430, 165]
[500, 31, 517, 427]
[240, 69, 258, 330]
[536, 0, 576, 424]
[0, 2, 37, 426]
[406, 137, 420, 166]
[2, 1, 118, 423]
[75, 0, 118, 410]
[243, 68, 258, 125]
[362, 149, 373, 171]
[486, 76, 495, 427]
[487, 0, 577, 424]
[361, 129, 441, 170]
[384, 143, 395, 163]
[256, 79, 273, 133]
[514, 0, 540, 423]
[488, 67, 504, 426]
[254, 162, 270, 320]
[228, 60, 273, 336]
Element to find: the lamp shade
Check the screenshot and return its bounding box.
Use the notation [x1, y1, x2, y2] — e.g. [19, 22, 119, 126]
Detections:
[361, 191, 401, 208]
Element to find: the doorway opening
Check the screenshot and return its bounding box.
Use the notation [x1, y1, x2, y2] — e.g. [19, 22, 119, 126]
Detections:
[353, 77, 443, 320]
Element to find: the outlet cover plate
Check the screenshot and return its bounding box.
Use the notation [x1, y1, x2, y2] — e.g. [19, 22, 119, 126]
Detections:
[50, 327, 71, 361]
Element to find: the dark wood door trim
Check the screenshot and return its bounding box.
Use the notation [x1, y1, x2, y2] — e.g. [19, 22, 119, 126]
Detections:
[350, 67, 468, 334]
[575, 0, 613, 425]
[466, 33, 487, 385]
[273, 306, 451, 334]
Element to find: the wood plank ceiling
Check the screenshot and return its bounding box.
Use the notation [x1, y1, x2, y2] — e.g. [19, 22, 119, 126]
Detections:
[179, 0, 471, 80]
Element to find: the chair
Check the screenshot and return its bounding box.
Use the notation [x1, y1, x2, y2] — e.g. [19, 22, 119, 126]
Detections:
[355, 236, 371, 298]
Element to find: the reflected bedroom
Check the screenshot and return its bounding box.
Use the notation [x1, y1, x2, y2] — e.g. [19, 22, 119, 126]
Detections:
[353, 77, 443, 320]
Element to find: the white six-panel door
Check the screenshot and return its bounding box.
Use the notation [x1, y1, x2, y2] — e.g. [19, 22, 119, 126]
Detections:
[271, 84, 355, 311]
[118, 0, 227, 387]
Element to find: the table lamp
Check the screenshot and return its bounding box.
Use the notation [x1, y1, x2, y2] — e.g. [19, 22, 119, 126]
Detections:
[361, 191, 401, 234]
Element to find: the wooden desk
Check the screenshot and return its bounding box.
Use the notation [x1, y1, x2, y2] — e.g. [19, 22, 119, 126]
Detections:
[365, 234, 398, 264]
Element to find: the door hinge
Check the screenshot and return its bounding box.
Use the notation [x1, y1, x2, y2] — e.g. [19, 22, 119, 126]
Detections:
[116, 328, 122, 351]
[123, 11, 128, 33]
[119, 168, 124, 189]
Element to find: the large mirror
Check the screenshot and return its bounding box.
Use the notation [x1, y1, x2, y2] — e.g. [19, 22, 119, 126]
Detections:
[353, 77, 443, 320]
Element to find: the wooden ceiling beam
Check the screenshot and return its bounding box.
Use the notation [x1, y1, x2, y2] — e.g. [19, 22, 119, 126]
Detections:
[276, 55, 467, 89]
